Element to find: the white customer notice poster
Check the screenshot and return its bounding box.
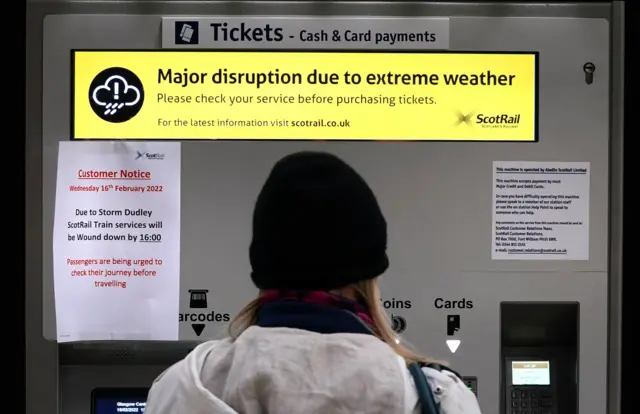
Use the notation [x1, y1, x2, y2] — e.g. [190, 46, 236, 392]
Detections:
[492, 161, 590, 260]
[53, 141, 181, 342]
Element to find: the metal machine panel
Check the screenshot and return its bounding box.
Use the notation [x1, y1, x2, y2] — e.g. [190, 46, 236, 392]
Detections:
[27, 3, 622, 414]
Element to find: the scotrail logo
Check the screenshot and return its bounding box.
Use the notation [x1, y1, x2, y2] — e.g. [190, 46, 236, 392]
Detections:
[476, 113, 521, 129]
[455, 110, 521, 129]
[135, 151, 165, 160]
[454, 110, 475, 127]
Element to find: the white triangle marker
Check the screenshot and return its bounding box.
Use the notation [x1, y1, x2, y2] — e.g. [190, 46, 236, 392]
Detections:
[446, 339, 461, 353]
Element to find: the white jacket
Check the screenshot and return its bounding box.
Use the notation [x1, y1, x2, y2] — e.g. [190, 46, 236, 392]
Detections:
[145, 326, 482, 414]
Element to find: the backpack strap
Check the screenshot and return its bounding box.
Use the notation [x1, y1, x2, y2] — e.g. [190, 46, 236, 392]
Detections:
[408, 362, 440, 414]
[423, 363, 464, 381]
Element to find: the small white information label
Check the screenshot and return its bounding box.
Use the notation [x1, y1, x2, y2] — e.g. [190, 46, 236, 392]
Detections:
[492, 161, 590, 260]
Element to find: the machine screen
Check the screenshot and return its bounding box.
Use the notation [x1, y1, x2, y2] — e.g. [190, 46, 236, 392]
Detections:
[92, 388, 148, 414]
[511, 361, 550, 385]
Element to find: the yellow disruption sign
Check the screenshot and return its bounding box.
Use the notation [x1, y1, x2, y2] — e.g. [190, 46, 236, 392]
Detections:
[72, 50, 538, 141]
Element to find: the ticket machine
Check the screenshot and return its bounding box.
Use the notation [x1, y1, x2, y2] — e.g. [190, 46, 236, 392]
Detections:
[25, 2, 624, 414]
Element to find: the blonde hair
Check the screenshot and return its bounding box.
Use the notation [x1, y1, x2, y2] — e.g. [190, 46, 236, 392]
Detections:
[228, 278, 441, 366]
